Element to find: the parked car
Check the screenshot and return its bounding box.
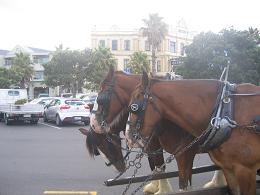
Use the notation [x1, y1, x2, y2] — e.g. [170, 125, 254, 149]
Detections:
[38, 93, 49, 98]
[43, 98, 90, 126]
[82, 94, 97, 111]
[60, 93, 73, 98]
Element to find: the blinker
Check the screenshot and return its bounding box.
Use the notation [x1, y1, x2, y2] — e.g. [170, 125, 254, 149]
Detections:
[97, 92, 110, 105]
[129, 101, 143, 114]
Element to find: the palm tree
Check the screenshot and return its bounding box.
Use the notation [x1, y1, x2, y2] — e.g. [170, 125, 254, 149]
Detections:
[11, 52, 34, 88]
[128, 51, 150, 74]
[141, 13, 168, 73]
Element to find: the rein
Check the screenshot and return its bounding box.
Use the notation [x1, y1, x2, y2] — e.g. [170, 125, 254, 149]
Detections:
[229, 92, 260, 96]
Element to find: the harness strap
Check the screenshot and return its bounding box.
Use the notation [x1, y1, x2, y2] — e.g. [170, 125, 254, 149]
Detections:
[229, 92, 260, 96]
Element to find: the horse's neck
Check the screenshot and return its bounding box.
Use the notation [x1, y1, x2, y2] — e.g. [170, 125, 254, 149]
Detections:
[154, 80, 220, 137]
[116, 74, 141, 102]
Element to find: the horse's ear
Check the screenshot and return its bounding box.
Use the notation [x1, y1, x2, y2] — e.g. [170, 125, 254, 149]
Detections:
[142, 71, 149, 88]
[79, 128, 89, 136]
[107, 65, 115, 80]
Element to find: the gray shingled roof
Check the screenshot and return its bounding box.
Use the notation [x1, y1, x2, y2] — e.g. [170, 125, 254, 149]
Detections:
[28, 47, 52, 53]
[0, 49, 9, 55]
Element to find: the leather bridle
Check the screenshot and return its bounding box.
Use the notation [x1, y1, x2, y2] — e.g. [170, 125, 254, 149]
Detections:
[128, 85, 162, 148]
[96, 76, 126, 128]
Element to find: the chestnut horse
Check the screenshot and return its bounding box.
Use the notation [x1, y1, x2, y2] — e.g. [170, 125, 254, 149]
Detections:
[127, 71, 260, 195]
[89, 66, 199, 194]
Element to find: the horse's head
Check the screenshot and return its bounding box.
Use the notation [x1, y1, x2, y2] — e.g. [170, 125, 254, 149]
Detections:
[79, 127, 126, 173]
[90, 65, 140, 135]
[127, 71, 163, 149]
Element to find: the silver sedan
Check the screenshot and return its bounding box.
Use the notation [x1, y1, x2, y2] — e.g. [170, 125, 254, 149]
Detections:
[43, 98, 90, 126]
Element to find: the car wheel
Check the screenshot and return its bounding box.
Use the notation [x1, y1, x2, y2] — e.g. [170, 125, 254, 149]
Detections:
[30, 119, 39, 124]
[84, 120, 90, 126]
[4, 114, 11, 125]
[56, 115, 63, 126]
[43, 113, 48, 122]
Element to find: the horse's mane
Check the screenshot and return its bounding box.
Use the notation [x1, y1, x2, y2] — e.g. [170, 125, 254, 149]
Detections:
[85, 130, 98, 158]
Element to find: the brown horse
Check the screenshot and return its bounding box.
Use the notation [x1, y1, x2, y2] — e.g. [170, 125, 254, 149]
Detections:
[89, 66, 199, 193]
[127, 71, 260, 195]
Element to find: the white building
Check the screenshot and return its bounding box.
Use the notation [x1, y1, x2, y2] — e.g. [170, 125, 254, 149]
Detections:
[0, 45, 56, 99]
[91, 19, 196, 73]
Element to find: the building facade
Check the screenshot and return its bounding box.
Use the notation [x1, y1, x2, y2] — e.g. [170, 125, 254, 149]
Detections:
[0, 45, 56, 99]
[91, 20, 196, 73]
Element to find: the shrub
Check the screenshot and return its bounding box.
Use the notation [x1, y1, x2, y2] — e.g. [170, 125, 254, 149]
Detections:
[15, 99, 27, 105]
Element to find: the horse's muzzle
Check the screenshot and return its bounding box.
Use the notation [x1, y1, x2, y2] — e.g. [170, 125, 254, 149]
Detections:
[125, 126, 145, 148]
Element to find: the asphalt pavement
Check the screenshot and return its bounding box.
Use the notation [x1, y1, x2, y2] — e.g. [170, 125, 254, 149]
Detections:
[0, 119, 216, 195]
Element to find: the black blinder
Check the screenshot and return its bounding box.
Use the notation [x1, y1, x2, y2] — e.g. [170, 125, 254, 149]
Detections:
[97, 92, 110, 105]
[129, 100, 143, 114]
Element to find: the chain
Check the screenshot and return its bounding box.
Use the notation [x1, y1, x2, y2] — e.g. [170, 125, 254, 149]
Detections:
[121, 153, 144, 195]
[128, 153, 174, 195]
[128, 128, 211, 195]
[112, 149, 132, 180]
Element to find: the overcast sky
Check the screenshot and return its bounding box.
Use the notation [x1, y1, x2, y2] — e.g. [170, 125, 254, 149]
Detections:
[0, 0, 259, 51]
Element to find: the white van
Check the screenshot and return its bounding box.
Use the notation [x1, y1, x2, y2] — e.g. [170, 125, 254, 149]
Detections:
[0, 89, 28, 104]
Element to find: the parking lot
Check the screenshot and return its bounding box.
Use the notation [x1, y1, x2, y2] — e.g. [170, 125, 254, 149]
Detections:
[0, 119, 217, 195]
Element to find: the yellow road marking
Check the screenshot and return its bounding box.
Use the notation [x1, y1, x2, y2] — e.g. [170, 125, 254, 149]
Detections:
[43, 191, 96, 195]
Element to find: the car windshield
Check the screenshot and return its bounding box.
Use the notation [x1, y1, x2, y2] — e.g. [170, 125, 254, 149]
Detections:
[29, 99, 40, 104]
[65, 100, 84, 106]
[84, 95, 97, 100]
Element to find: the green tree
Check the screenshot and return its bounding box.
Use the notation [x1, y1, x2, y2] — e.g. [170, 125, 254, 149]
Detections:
[0, 67, 11, 88]
[43, 46, 90, 96]
[11, 52, 34, 88]
[176, 28, 260, 85]
[141, 13, 168, 73]
[128, 51, 150, 74]
[85, 46, 116, 90]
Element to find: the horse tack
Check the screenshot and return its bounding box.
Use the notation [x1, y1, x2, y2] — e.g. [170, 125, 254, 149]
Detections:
[201, 82, 237, 151]
[92, 70, 201, 194]
[97, 76, 125, 125]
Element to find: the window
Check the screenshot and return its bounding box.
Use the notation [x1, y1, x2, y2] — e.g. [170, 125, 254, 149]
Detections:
[33, 55, 49, 64]
[157, 60, 161, 72]
[54, 100, 61, 106]
[169, 41, 176, 53]
[8, 90, 20, 96]
[145, 41, 150, 51]
[112, 40, 118, 50]
[124, 40, 130, 51]
[180, 43, 185, 56]
[33, 71, 44, 81]
[157, 43, 161, 51]
[4, 58, 13, 66]
[99, 40, 105, 47]
[123, 59, 129, 72]
[65, 100, 84, 105]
